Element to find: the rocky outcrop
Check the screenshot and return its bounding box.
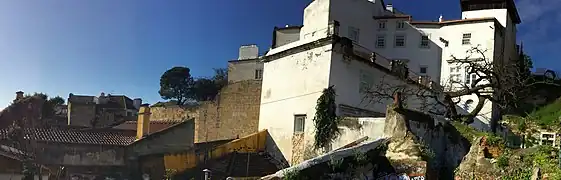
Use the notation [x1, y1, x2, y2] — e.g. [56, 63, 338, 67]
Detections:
[383, 103, 471, 179]
[455, 137, 501, 179]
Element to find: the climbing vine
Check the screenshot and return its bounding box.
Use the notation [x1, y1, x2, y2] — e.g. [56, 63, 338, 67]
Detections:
[313, 86, 342, 151]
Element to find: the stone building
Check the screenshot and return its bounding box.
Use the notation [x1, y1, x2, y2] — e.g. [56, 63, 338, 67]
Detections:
[195, 80, 262, 143]
[67, 92, 142, 128]
[228, 45, 264, 83]
[0, 126, 137, 179]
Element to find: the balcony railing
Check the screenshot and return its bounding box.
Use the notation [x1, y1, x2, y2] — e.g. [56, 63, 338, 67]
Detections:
[350, 41, 443, 91]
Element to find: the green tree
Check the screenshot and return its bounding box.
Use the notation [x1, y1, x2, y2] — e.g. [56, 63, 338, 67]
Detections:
[159, 67, 194, 105]
[193, 78, 220, 101]
[47, 96, 65, 106]
[191, 68, 229, 101]
[313, 86, 341, 152]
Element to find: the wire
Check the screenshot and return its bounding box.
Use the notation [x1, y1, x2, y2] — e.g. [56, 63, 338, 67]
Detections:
[260, 90, 323, 105]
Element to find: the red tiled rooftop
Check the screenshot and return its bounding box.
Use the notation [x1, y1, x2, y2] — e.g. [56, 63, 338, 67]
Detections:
[0, 128, 136, 146]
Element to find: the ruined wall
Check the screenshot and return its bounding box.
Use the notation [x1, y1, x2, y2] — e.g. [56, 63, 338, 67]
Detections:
[331, 117, 386, 150]
[195, 80, 262, 143]
[38, 143, 126, 166]
[67, 103, 96, 127]
[150, 106, 199, 121]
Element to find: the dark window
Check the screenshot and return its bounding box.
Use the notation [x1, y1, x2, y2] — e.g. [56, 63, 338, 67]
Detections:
[462, 33, 471, 45]
[255, 69, 263, 79]
[420, 67, 427, 74]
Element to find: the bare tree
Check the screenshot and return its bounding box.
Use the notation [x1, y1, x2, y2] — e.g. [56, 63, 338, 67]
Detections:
[363, 46, 552, 133]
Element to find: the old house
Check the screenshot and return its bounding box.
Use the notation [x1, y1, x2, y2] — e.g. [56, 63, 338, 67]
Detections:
[0, 126, 136, 179]
[123, 103, 281, 179]
[67, 93, 142, 128]
[144, 80, 263, 144]
[0, 144, 50, 179]
[228, 45, 264, 83]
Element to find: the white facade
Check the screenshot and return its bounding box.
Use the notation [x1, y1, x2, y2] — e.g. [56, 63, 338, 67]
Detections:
[258, 0, 521, 164]
[259, 0, 445, 164]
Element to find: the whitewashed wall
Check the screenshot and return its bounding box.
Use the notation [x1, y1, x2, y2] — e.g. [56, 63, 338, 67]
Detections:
[332, 117, 386, 150]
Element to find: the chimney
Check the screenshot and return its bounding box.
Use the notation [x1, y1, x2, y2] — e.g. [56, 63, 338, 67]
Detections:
[439, 14, 443, 22]
[386, 4, 393, 13]
[15, 91, 24, 101]
[238, 45, 259, 60]
[136, 104, 151, 140]
[133, 98, 142, 110]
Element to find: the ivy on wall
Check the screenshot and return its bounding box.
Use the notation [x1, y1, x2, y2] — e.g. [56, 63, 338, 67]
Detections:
[313, 86, 342, 151]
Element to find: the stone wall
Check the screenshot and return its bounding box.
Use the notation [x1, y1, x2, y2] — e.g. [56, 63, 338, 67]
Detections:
[150, 106, 199, 121]
[38, 143, 126, 166]
[195, 80, 262, 143]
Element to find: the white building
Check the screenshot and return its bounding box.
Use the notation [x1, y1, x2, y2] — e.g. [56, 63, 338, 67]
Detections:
[257, 0, 520, 164]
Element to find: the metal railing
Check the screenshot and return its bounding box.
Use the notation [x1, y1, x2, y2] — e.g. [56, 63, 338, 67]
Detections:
[350, 41, 444, 92]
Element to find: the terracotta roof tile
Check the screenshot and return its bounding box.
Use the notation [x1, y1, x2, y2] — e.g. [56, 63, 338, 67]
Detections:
[0, 128, 136, 146]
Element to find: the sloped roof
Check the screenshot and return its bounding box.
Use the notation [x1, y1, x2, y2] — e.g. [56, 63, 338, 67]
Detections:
[112, 120, 185, 135]
[0, 128, 136, 146]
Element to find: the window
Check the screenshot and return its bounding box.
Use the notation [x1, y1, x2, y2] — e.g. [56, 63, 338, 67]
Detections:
[465, 73, 477, 86]
[376, 35, 385, 48]
[359, 70, 374, 93]
[462, 33, 471, 45]
[294, 115, 306, 133]
[254, 69, 263, 79]
[419, 66, 428, 74]
[395, 35, 406, 47]
[396, 21, 405, 30]
[449, 65, 462, 83]
[420, 35, 430, 48]
[348, 26, 360, 42]
[378, 21, 387, 30]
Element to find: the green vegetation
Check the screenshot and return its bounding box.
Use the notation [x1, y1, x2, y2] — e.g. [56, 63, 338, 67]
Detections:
[158, 67, 228, 105]
[451, 121, 493, 142]
[526, 98, 561, 129]
[499, 146, 561, 179]
[313, 86, 342, 151]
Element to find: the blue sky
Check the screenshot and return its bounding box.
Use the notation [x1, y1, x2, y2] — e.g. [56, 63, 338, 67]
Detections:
[0, 0, 557, 109]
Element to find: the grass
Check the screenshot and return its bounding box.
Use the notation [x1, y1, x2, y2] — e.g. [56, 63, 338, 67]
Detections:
[527, 97, 561, 129]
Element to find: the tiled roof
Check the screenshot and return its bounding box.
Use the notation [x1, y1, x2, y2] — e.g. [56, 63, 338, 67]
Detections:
[112, 119, 185, 134]
[0, 128, 136, 146]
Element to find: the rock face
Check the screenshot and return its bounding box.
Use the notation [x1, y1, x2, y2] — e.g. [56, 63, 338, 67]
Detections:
[455, 137, 501, 179]
[383, 105, 470, 179]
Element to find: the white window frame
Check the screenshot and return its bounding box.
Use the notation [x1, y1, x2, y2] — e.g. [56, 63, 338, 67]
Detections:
[254, 69, 263, 80]
[396, 21, 406, 30]
[449, 65, 462, 83]
[394, 34, 406, 47]
[378, 20, 387, 30]
[420, 34, 430, 48]
[348, 26, 360, 42]
[462, 33, 472, 45]
[294, 114, 306, 134]
[419, 66, 428, 75]
[465, 73, 477, 87]
[376, 35, 386, 48]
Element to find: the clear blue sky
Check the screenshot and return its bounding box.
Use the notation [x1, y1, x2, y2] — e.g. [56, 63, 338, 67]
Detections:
[0, 0, 557, 109]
